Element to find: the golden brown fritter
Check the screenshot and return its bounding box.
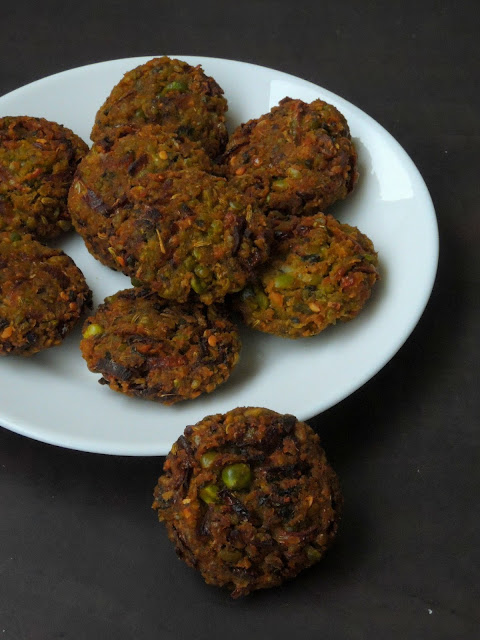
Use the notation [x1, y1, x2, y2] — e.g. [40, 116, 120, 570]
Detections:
[80, 288, 241, 403]
[232, 213, 379, 338]
[153, 407, 342, 597]
[0, 233, 92, 355]
[224, 97, 357, 215]
[68, 126, 213, 270]
[0, 116, 88, 239]
[104, 169, 271, 304]
[91, 56, 228, 158]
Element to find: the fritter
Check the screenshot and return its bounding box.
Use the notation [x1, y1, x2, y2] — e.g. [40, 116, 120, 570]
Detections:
[0, 233, 92, 356]
[0, 115, 88, 239]
[233, 213, 379, 338]
[91, 56, 228, 158]
[224, 97, 357, 215]
[80, 288, 241, 403]
[68, 126, 213, 270]
[102, 169, 271, 305]
[153, 407, 342, 598]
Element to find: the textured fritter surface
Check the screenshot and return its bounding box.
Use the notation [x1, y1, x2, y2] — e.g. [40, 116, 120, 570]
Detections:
[68, 126, 213, 270]
[153, 407, 342, 597]
[224, 97, 357, 215]
[80, 288, 241, 403]
[0, 116, 88, 239]
[91, 56, 228, 158]
[233, 213, 379, 338]
[103, 169, 271, 304]
[0, 234, 92, 356]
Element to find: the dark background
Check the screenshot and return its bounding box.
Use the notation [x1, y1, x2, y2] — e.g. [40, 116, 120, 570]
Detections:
[1, 1, 478, 638]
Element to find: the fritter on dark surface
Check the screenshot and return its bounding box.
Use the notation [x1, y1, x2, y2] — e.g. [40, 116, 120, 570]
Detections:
[224, 97, 357, 215]
[80, 288, 241, 404]
[102, 169, 271, 304]
[233, 213, 379, 338]
[91, 56, 228, 158]
[153, 407, 342, 597]
[0, 233, 92, 356]
[68, 126, 213, 270]
[0, 116, 88, 239]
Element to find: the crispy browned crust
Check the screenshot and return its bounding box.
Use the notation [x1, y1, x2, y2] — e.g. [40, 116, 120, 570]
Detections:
[68, 126, 213, 270]
[0, 233, 92, 355]
[153, 407, 342, 597]
[232, 212, 379, 338]
[91, 56, 228, 159]
[0, 116, 88, 239]
[80, 288, 241, 403]
[223, 97, 358, 215]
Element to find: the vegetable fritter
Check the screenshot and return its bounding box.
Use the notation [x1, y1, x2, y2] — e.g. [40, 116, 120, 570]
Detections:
[0, 233, 92, 356]
[101, 169, 271, 304]
[91, 56, 228, 158]
[0, 116, 88, 239]
[153, 407, 342, 597]
[80, 288, 241, 403]
[233, 213, 379, 338]
[68, 126, 213, 270]
[224, 97, 357, 215]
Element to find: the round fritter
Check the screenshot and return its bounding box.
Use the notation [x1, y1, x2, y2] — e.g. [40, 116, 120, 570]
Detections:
[68, 126, 213, 270]
[233, 213, 379, 338]
[91, 56, 228, 158]
[104, 169, 271, 304]
[0, 116, 88, 239]
[80, 288, 241, 403]
[153, 407, 342, 598]
[223, 97, 357, 215]
[0, 233, 92, 356]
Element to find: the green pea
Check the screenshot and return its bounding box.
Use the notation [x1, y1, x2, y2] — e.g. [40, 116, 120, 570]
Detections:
[200, 451, 219, 469]
[272, 179, 288, 190]
[191, 276, 207, 294]
[192, 247, 203, 261]
[130, 276, 144, 287]
[199, 484, 219, 504]
[82, 323, 104, 339]
[255, 289, 269, 310]
[163, 81, 188, 93]
[229, 201, 242, 210]
[274, 273, 294, 289]
[209, 219, 223, 235]
[219, 548, 242, 563]
[9, 232, 22, 242]
[134, 108, 146, 119]
[194, 265, 211, 280]
[221, 463, 252, 490]
[286, 167, 301, 179]
[306, 545, 322, 563]
[184, 255, 196, 271]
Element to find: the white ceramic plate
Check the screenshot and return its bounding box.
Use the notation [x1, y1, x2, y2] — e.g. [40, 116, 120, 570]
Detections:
[0, 56, 438, 456]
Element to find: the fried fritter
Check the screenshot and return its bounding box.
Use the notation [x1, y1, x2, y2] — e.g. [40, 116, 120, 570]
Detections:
[233, 213, 378, 338]
[91, 56, 228, 158]
[0, 116, 88, 239]
[80, 288, 241, 403]
[0, 233, 92, 355]
[224, 97, 357, 215]
[153, 407, 342, 597]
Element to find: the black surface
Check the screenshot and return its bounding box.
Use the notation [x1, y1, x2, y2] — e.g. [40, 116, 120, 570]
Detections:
[1, 1, 478, 638]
